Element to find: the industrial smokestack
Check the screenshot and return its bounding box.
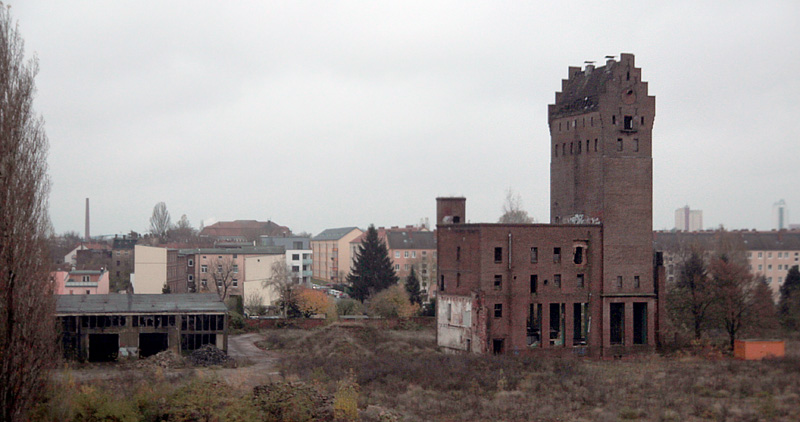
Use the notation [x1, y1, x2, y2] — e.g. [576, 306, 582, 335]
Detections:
[85, 198, 90, 241]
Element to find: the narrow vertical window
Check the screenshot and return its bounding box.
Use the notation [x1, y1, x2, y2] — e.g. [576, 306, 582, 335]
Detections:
[494, 247, 502, 263]
[612, 115, 616, 125]
[530, 275, 538, 293]
[494, 274, 502, 290]
[634, 139, 639, 152]
[624, 115, 633, 130]
[574, 246, 584, 264]
[577, 274, 585, 288]
[553, 247, 561, 263]
[616, 276, 623, 288]
[494, 304, 503, 318]
[641, 116, 645, 125]
[456, 246, 461, 261]
[634, 275, 640, 288]
[554, 274, 561, 288]
[530, 247, 538, 263]
[594, 139, 598, 151]
[617, 138, 623, 151]
[457, 273, 461, 287]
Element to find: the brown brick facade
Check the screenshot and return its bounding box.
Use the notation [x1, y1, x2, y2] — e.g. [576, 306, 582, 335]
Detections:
[436, 54, 662, 358]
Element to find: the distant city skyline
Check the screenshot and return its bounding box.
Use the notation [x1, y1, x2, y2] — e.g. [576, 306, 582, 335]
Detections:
[12, 1, 800, 236]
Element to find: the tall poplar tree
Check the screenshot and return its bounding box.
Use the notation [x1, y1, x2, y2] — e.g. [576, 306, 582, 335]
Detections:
[405, 266, 422, 306]
[348, 225, 398, 302]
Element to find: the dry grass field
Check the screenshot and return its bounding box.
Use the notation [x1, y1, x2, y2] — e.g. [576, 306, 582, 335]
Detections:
[38, 324, 800, 421]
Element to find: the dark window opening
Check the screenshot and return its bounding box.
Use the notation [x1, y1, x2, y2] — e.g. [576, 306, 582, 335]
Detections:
[530, 275, 538, 293]
[440, 275, 445, 292]
[594, 139, 598, 151]
[562, 143, 566, 156]
[610, 303, 625, 345]
[139, 333, 169, 358]
[574, 246, 584, 264]
[550, 303, 565, 346]
[634, 303, 648, 345]
[612, 115, 616, 125]
[573, 303, 588, 345]
[586, 140, 590, 153]
[181, 334, 217, 352]
[634, 139, 639, 152]
[577, 274, 585, 288]
[553, 247, 561, 263]
[494, 247, 502, 263]
[577, 141, 581, 154]
[452, 216, 460, 223]
[591, 116, 594, 126]
[617, 138, 623, 151]
[492, 339, 504, 355]
[494, 304, 503, 318]
[88, 334, 118, 362]
[641, 116, 645, 125]
[624, 115, 633, 130]
[531, 247, 538, 263]
[493, 274, 502, 290]
[456, 246, 461, 261]
[626, 71, 630, 81]
[527, 303, 542, 347]
[456, 273, 461, 287]
[554, 274, 561, 288]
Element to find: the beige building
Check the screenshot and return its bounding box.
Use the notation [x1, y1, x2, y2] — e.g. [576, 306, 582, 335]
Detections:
[675, 206, 703, 232]
[133, 245, 180, 294]
[311, 227, 363, 283]
[177, 246, 284, 296]
[243, 254, 286, 308]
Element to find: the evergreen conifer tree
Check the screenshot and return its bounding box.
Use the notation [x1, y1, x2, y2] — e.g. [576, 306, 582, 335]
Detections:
[347, 225, 398, 302]
[779, 265, 800, 330]
[405, 266, 422, 306]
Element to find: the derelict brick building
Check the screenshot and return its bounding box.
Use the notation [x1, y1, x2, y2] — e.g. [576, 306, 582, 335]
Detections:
[57, 294, 228, 362]
[436, 54, 664, 358]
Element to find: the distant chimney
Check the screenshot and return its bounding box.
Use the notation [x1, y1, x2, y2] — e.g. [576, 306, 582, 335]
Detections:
[85, 198, 90, 241]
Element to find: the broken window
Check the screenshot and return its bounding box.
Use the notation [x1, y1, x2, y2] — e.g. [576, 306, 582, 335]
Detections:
[531, 247, 538, 263]
[527, 303, 542, 347]
[574, 246, 584, 264]
[633, 302, 647, 345]
[530, 274, 538, 294]
[573, 303, 589, 345]
[634, 276, 641, 288]
[550, 303, 565, 346]
[577, 274, 585, 288]
[554, 274, 561, 288]
[494, 304, 503, 318]
[616, 276, 623, 289]
[553, 247, 561, 263]
[494, 247, 502, 263]
[610, 303, 625, 345]
[617, 138, 623, 151]
[494, 274, 502, 290]
[492, 339, 504, 355]
[624, 115, 633, 130]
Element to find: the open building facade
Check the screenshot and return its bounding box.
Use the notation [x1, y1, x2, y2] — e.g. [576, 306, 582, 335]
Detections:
[436, 54, 665, 358]
[56, 294, 228, 362]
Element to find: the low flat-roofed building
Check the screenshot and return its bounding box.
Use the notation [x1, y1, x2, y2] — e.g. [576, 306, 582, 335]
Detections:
[56, 293, 228, 361]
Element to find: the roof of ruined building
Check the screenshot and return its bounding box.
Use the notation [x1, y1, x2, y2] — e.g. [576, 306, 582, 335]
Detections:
[56, 293, 228, 315]
[549, 63, 616, 119]
[199, 220, 291, 238]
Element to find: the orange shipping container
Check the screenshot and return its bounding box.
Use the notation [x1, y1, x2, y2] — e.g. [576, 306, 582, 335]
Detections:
[733, 339, 785, 360]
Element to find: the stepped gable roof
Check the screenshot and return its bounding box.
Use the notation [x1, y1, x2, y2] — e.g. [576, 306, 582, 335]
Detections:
[549, 62, 616, 120]
[56, 293, 227, 315]
[312, 227, 361, 241]
[386, 230, 435, 250]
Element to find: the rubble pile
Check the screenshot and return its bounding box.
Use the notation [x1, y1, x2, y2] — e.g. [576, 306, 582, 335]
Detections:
[188, 344, 236, 367]
[134, 350, 185, 369]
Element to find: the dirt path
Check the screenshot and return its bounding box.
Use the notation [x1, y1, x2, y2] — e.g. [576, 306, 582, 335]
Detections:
[213, 332, 281, 389]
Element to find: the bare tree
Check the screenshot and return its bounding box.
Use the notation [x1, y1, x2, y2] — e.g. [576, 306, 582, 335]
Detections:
[710, 255, 758, 350]
[204, 255, 239, 301]
[265, 261, 299, 318]
[169, 214, 198, 244]
[498, 188, 535, 224]
[668, 248, 715, 340]
[244, 290, 266, 316]
[149, 202, 171, 240]
[0, 7, 58, 420]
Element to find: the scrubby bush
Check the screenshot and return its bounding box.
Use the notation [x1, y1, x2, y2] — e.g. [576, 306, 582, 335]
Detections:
[336, 298, 364, 316]
[229, 311, 245, 330]
[367, 285, 419, 318]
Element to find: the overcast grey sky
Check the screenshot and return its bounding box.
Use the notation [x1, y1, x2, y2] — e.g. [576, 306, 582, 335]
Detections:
[12, 1, 800, 237]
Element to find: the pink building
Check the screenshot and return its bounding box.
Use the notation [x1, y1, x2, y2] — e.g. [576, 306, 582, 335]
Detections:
[52, 269, 110, 295]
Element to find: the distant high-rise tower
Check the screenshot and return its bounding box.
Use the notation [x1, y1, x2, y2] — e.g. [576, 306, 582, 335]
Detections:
[85, 198, 90, 241]
[773, 199, 788, 230]
[674, 206, 703, 231]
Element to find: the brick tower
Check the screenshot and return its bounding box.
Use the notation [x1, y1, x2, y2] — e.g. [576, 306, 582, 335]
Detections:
[548, 53, 657, 352]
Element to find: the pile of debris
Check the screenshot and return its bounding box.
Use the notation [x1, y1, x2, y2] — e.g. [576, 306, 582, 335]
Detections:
[134, 350, 186, 369]
[188, 344, 236, 367]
